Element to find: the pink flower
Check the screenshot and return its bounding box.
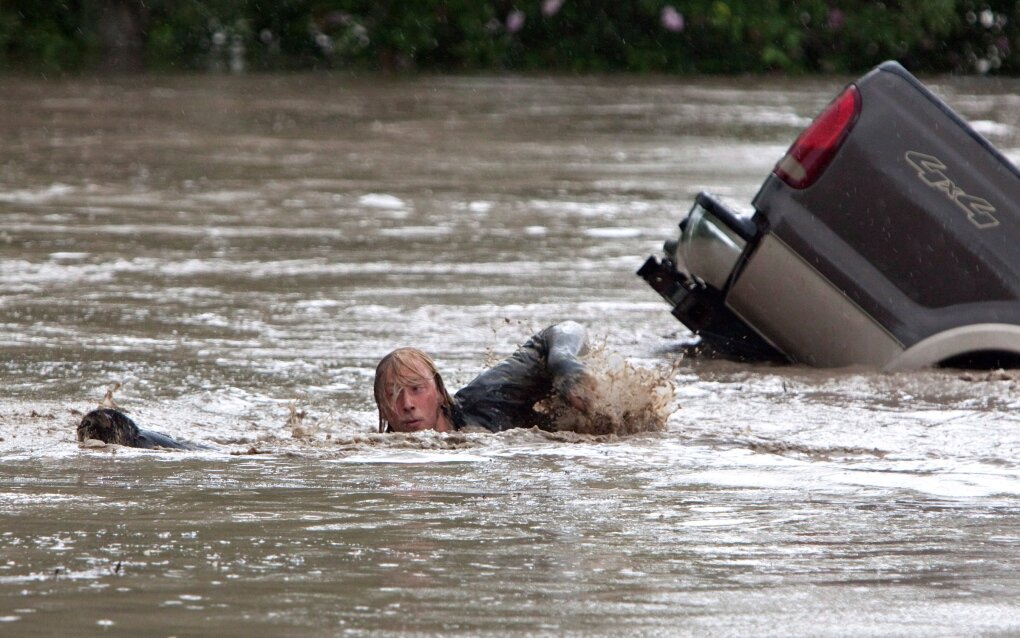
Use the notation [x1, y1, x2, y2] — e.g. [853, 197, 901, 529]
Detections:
[542, 0, 565, 17]
[506, 9, 526, 34]
[660, 6, 684, 33]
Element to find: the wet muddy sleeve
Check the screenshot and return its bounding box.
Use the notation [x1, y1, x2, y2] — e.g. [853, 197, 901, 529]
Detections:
[452, 322, 588, 431]
[544, 321, 589, 396]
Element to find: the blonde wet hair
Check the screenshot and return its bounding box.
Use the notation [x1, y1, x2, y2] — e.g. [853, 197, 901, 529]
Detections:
[374, 347, 454, 433]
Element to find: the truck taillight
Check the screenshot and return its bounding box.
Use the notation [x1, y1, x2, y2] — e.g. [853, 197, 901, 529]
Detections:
[775, 85, 861, 189]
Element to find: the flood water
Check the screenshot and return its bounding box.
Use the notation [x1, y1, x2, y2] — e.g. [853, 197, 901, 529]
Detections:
[2, 71, 1020, 636]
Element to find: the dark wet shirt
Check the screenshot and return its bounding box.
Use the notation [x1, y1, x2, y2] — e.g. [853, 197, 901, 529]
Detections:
[449, 321, 588, 432]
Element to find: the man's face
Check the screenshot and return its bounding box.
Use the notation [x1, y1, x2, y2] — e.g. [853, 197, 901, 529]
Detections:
[383, 362, 446, 432]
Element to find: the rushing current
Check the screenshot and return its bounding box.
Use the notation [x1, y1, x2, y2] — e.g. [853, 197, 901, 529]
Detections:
[1, 71, 1020, 637]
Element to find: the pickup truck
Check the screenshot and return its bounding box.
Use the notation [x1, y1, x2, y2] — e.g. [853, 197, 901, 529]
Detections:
[639, 61, 1020, 370]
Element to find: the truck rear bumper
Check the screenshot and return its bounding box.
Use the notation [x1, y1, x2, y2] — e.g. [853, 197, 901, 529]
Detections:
[638, 193, 782, 362]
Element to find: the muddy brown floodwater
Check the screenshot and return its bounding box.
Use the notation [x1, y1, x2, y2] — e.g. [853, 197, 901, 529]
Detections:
[1, 71, 1020, 637]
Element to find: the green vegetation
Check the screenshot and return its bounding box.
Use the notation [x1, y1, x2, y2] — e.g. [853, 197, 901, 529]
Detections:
[1, 0, 1017, 74]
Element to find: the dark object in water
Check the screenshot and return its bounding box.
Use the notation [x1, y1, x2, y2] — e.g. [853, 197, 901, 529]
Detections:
[77, 408, 202, 450]
[639, 61, 1020, 370]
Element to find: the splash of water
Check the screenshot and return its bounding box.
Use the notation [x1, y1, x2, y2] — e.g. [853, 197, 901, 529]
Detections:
[545, 347, 677, 436]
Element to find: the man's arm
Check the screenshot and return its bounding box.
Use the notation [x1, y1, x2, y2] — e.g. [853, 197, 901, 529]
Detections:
[544, 321, 595, 414]
[452, 321, 594, 431]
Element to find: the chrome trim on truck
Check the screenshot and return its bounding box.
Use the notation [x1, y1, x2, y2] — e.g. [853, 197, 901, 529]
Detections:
[726, 233, 904, 367]
[677, 201, 747, 291]
[884, 324, 1020, 371]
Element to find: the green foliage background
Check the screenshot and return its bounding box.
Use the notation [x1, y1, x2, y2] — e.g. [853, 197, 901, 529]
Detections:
[1, 0, 1017, 74]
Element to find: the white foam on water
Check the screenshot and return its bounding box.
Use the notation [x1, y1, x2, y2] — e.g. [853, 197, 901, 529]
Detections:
[679, 517, 755, 528]
[969, 120, 1015, 137]
[0, 183, 74, 203]
[192, 190, 260, 203]
[293, 299, 342, 311]
[183, 313, 231, 327]
[583, 227, 642, 239]
[827, 464, 1020, 499]
[378, 226, 453, 238]
[0, 493, 78, 506]
[528, 200, 645, 217]
[48, 252, 89, 261]
[339, 451, 491, 464]
[358, 193, 406, 209]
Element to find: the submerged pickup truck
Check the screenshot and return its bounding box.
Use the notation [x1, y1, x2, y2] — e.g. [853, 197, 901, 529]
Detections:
[639, 61, 1020, 370]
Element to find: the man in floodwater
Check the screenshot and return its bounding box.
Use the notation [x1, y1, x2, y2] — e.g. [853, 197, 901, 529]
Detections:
[76, 321, 598, 447]
[374, 321, 595, 433]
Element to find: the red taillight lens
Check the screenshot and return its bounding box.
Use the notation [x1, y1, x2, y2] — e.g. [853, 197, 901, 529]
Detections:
[774, 85, 861, 189]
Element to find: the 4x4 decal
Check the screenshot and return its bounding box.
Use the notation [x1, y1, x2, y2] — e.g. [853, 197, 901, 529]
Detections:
[905, 151, 999, 229]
